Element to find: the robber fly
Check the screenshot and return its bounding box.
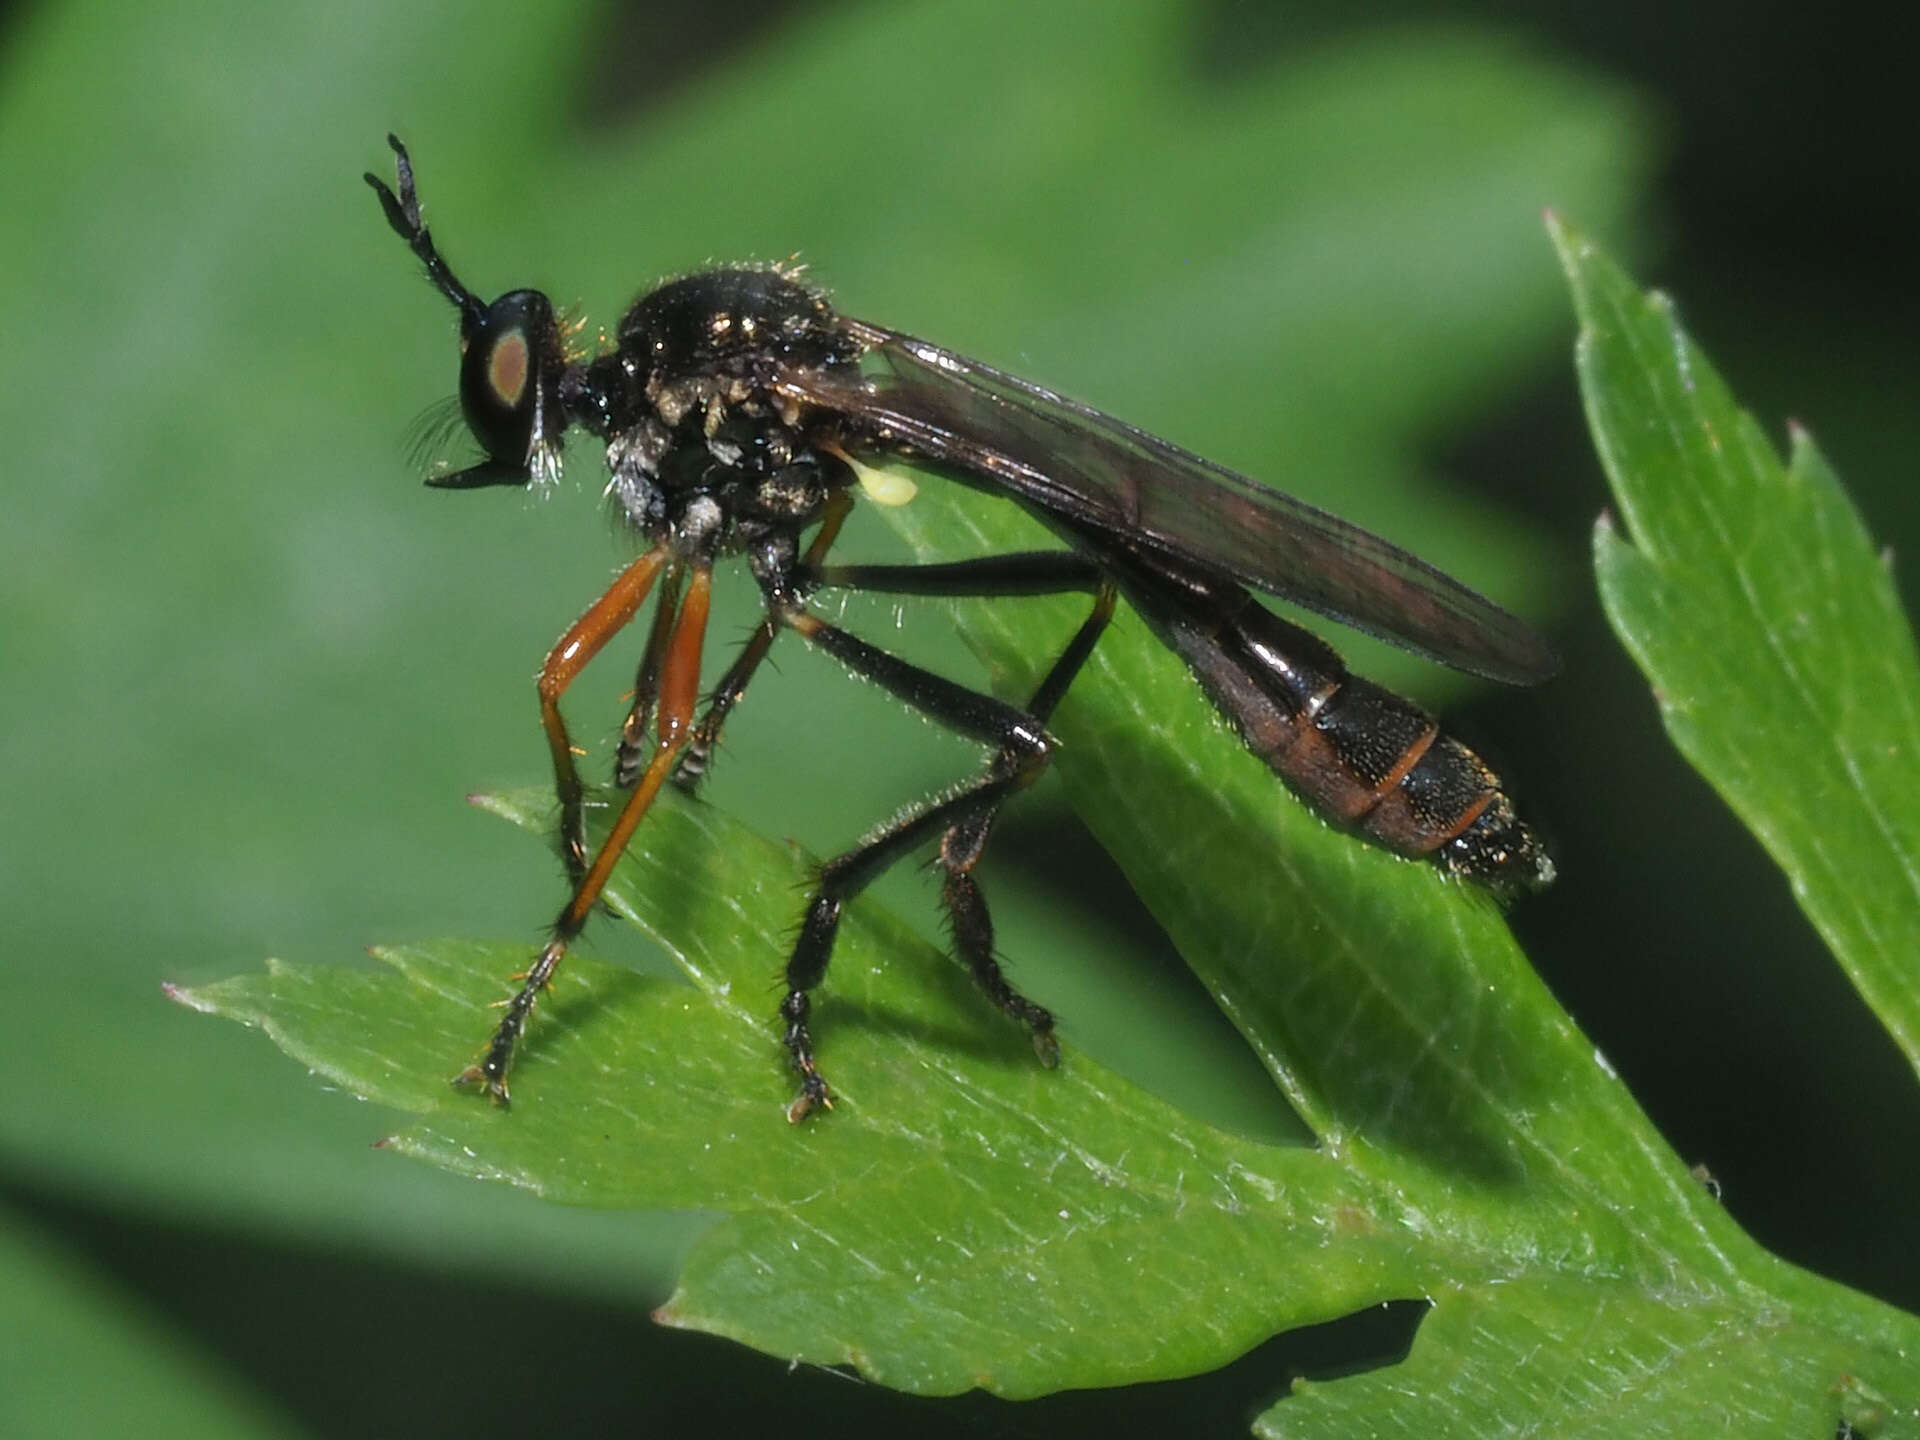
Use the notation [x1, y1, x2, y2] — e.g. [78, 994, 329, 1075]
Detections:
[366, 136, 1555, 1122]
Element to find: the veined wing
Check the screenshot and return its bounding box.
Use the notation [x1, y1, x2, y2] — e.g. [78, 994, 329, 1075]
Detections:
[777, 324, 1557, 685]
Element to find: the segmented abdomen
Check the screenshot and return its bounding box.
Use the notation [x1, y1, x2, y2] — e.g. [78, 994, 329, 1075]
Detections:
[1114, 558, 1552, 894]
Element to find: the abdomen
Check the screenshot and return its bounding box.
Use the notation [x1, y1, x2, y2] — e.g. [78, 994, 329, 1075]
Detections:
[1114, 555, 1552, 894]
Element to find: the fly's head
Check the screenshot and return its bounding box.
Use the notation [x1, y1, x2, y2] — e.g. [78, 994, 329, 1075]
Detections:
[367, 135, 569, 490]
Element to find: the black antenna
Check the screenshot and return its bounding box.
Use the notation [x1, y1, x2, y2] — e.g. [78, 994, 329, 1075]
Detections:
[364, 135, 485, 331]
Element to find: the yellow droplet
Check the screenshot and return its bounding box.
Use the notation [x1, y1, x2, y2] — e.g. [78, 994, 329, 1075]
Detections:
[845, 452, 918, 507]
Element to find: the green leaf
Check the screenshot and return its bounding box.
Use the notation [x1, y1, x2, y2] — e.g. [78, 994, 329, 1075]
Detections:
[157, 15, 1919, 1419]
[877, 415, 1920, 1430]
[1553, 216, 1920, 1077]
[182, 614, 1920, 1423]
[0, 0, 1649, 1275]
[1272, 1264, 1916, 1439]
[43, 0, 1920, 1427]
[178, 790, 1404, 1397]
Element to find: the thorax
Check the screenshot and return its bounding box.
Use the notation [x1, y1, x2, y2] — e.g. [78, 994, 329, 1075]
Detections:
[567, 267, 860, 557]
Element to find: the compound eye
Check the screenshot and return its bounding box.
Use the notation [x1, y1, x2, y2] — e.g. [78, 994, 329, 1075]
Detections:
[486, 326, 531, 410]
[457, 289, 559, 479]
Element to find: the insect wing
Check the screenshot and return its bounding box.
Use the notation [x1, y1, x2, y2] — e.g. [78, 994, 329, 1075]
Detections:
[779, 326, 1557, 685]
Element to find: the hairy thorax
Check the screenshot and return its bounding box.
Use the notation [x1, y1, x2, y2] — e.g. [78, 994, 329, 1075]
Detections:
[569, 267, 862, 556]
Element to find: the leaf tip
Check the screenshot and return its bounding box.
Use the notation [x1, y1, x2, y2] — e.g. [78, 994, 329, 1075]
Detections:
[1591, 506, 1644, 578]
[161, 980, 212, 1013]
[469, 788, 547, 833]
[1543, 210, 1587, 274]
[1784, 416, 1824, 470]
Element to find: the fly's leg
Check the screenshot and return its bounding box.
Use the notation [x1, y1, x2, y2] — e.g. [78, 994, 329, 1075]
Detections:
[810, 551, 1102, 599]
[540, 550, 672, 886]
[613, 565, 685, 788]
[457, 565, 712, 1104]
[778, 593, 1111, 1121]
[936, 583, 1116, 1067]
[800, 553, 1111, 1080]
[670, 619, 774, 792]
[671, 489, 855, 791]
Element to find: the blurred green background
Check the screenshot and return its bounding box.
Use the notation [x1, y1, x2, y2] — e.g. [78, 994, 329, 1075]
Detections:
[2, 0, 1915, 1434]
